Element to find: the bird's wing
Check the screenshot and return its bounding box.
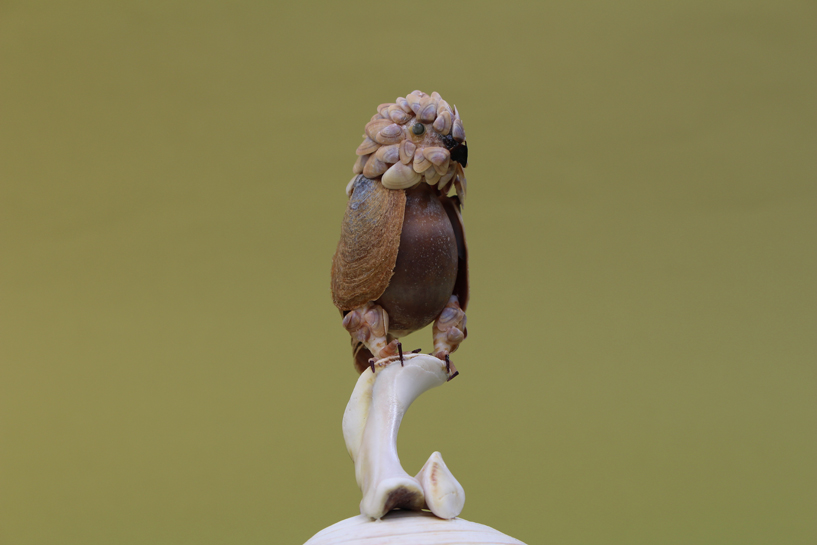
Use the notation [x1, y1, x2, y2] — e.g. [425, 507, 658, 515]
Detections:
[331, 176, 406, 311]
[441, 194, 469, 311]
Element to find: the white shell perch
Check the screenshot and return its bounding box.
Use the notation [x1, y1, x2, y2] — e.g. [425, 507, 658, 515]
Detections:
[304, 353, 526, 543]
[342, 354, 464, 520]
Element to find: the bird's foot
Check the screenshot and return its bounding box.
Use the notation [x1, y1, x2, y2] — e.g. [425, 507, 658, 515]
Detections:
[343, 302, 400, 361]
[432, 295, 466, 356]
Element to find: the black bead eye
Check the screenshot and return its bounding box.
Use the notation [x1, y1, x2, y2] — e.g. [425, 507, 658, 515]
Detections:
[412, 123, 425, 136]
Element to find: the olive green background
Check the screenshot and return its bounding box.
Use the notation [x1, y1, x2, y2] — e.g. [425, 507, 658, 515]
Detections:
[1, 1, 814, 544]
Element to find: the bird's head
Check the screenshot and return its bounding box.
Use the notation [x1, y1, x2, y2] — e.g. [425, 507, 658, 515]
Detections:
[350, 90, 468, 203]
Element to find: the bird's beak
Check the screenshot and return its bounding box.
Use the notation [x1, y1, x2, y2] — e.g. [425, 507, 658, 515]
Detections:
[443, 139, 467, 168]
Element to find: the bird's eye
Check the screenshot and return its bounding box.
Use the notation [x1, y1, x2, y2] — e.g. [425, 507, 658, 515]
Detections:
[412, 123, 425, 136]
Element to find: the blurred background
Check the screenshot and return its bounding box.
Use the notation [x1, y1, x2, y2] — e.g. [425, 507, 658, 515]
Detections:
[1, 1, 814, 544]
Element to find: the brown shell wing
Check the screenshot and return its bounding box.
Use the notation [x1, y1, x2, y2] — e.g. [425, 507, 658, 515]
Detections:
[331, 176, 406, 311]
[440, 194, 469, 311]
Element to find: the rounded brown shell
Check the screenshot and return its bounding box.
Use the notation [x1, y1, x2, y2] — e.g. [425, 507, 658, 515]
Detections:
[331, 176, 407, 311]
[375, 183, 459, 336]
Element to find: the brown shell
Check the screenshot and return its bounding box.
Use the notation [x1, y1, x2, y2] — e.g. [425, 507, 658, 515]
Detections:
[331, 175, 406, 311]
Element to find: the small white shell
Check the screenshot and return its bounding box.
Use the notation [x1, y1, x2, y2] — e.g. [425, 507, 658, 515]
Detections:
[365, 119, 391, 141]
[396, 97, 412, 113]
[374, 123, 404, 145]
[363, 156, 388, 178]
[413, 148, 432, 173]
[417, 95, 437, 123]
[388, 104, 411, 124]
[437, 98, 452, 116]
[356, 137, 379, 156]
[424, 146, 450, 175]
[433, 110, 452, 135]
[399, 140, 416, 164]
[437, 162, 456, 189]
[382, 161, 421, 189]
[406, 92, 424, 114]
[374, 144, 400, 164]
[416, 452, 465, 520]
[454, 164, 467, 204]
[352, 154, 367, 175]
[377, 103, 393, 118]
[424, 167, 441, 186]
[452, 118, 465, 142]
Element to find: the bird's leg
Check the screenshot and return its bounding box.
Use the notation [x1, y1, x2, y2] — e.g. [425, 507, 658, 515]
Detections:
[342, 302, 400, 361]
[433, 296, 466, 379]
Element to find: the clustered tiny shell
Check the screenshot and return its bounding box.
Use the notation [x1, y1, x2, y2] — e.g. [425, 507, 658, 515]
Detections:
[349, 90, 467, 204]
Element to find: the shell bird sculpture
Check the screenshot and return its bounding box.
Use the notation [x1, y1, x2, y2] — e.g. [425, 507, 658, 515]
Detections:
[331, 90, 469, 379]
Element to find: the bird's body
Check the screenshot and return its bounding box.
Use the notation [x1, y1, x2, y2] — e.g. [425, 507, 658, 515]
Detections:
[377, 183, 460, 336]
[331, 91, 469, 377]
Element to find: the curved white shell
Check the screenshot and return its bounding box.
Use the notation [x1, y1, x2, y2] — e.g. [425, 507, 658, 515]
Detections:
[343, 355, 459, 519]
[304, 511, 526, 545]
[382, 161, 421, 189]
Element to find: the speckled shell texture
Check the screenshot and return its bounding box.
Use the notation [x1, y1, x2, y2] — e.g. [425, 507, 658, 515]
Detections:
[332, 176, 406, 311]
[304, 511, 526, 545]
[350, 90, 467, 204]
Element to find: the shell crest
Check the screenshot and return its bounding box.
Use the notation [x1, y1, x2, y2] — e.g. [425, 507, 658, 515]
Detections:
[350, 90, 467, 202]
